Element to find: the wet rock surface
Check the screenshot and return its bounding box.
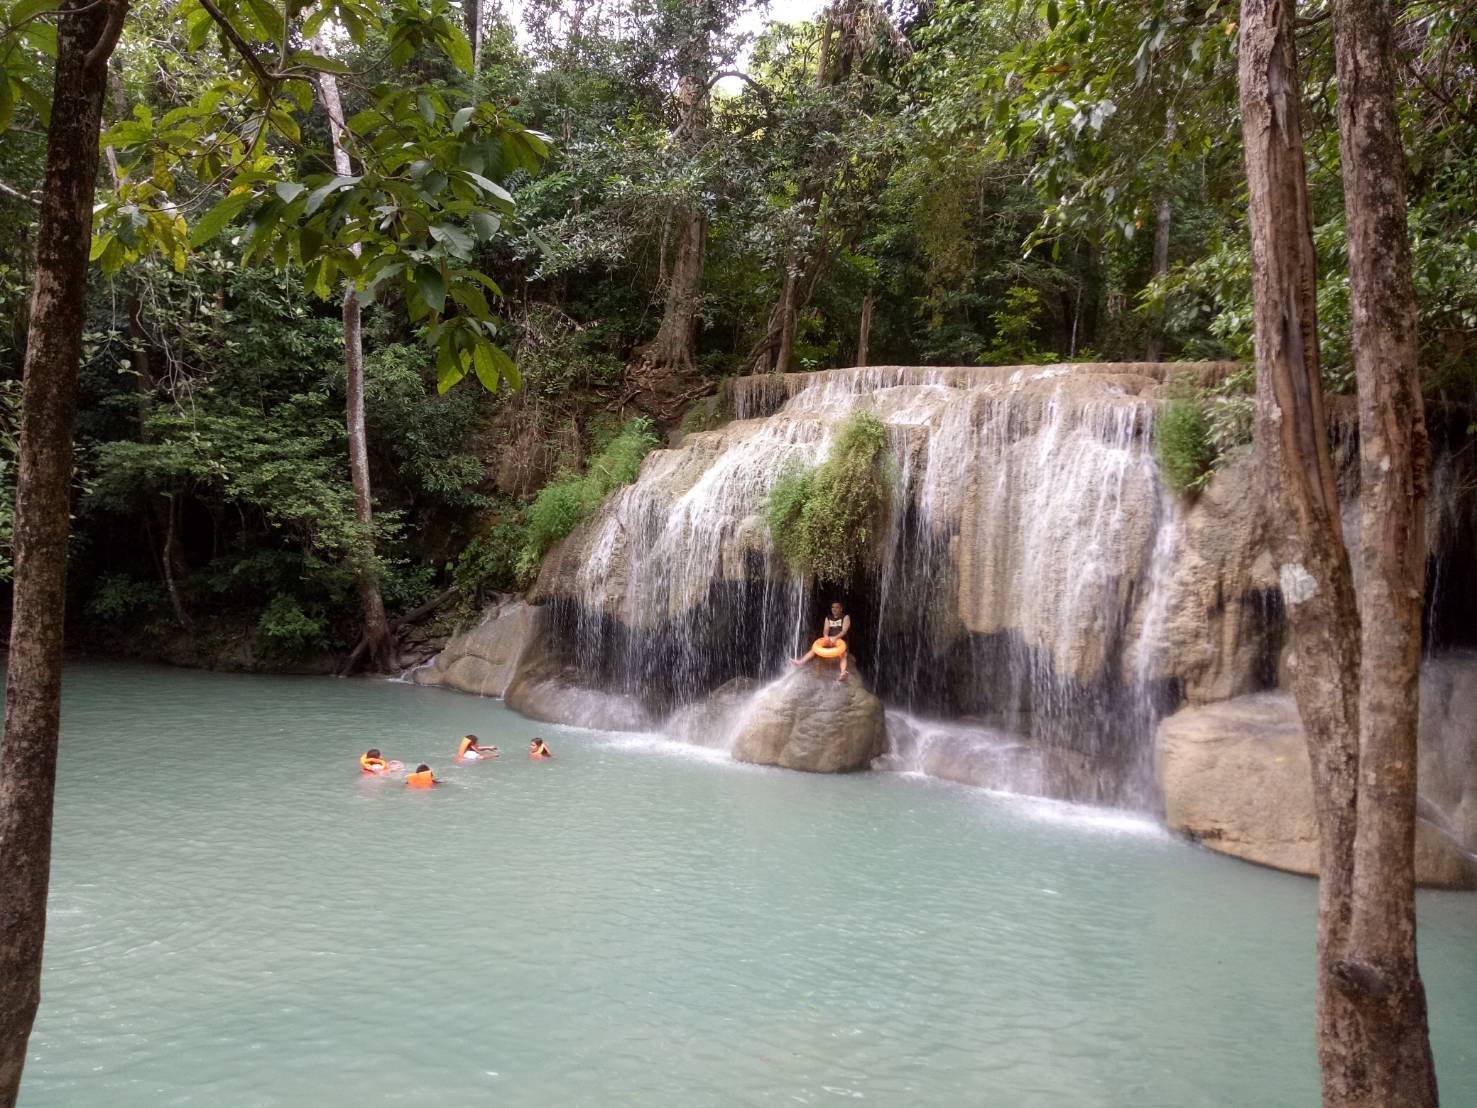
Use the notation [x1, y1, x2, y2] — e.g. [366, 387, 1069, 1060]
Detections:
[730, 666, 886, 773]
[411, 598, 538, 699]
[1156, 689, 1477, 889]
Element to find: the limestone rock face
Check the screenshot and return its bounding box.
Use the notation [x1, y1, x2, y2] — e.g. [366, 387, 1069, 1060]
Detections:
[503, 654, 654, 733]
[412, 599, 538, 698]
[1156, 691, 1477, 889]
[1126, 450, 1280, 704]
[662, 676, 758, 749]
[730, 667, 886, 773]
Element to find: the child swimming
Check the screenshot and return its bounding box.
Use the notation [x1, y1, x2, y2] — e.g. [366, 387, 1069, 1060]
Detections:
[528, 738, 552, 760]
[456, 734, 499, 761]
[405, 764, 437, 789]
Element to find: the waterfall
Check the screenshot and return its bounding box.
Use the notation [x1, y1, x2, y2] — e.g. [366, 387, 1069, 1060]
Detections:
[530, 362, 1259, 806]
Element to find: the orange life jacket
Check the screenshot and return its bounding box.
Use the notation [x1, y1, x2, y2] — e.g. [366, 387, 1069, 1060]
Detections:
[457, 736, 474, 758]
[529, 747, 550, 760]
[360, 754, 387, 773]
[405, 770, 435, 788]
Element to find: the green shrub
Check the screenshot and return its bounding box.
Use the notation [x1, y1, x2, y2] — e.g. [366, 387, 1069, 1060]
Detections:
[1156, 388, 1217, 495]
[89, 573, 165, 625]
[257, 594, 329, 656]
[766, 410, 890, 583]
[453, 514, 526, 600]
[517, 418, 660, 580]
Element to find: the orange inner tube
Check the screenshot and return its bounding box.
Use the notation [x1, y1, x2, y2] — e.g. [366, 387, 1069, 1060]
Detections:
[812, 637, 847, 660]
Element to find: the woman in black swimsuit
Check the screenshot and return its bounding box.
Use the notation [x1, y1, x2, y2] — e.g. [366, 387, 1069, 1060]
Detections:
[791, 601, 851, 682]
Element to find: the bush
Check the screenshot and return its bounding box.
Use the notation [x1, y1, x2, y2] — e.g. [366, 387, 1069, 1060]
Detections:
[766, 410, 890, 583]
[89, 573, 165, 624]
[257, 594, 329, 657]
[1156, 380, 1217, 495]
[518, 418, 660, 579]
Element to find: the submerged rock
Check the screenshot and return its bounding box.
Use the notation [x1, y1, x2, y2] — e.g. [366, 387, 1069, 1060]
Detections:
[1155, 688, 1477, 889]
[730, 666, 886, 773]
[412, 598, 538, 698]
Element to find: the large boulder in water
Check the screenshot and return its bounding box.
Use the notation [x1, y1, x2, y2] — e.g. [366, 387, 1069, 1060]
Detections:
[730, 667, 886, 773]
[1155, 687, 1477, 889]
[503, 654, 654, 733]
[412, 598, 538, 698]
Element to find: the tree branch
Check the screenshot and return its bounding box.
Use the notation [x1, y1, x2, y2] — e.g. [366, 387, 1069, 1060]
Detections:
[83, 0, 129, 73]
[197, 0, 280, 91]
[0, 179, 40, 207]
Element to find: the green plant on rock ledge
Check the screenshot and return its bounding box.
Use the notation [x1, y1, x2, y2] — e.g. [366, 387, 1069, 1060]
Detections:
[1155, 375, 1218, 495]
[767, 411, 891, 584]
[517, 418, 661, 582]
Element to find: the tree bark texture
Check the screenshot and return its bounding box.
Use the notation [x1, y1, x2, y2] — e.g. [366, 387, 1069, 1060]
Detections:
[0, 2, 125, 1103]
[314, 64, 396, 674]
[856, 289, 874, 368]
[1333, 0, 1438, 1102]
[1146, 110, 1177, 362]
[1237, 1, 1368, 1099]
[774, 266, 798, 374]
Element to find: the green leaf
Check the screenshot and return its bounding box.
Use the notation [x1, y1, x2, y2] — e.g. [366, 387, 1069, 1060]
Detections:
[290, 50, 351, 75]
[274, 181, 305, 204]
[1046, 0, 1059, 29]
[0, 71, 13, 134]
[10, 0, 62, 25]
[472, 342, 499, 392]
[89, 233, 115, 262]
[303, 175, 359, 216]
[464, 171, 513, 205]
[487, 342, 520, 390]
[244, 0, 284, 42]
[451, 106, 474, 134]
[189, 192, 251, 247]
[469, 210, 501, 240]
[414, 263, 447, 314]
[418, 94, 436, 125]
[267, 109, 300, 142]
[429, 223, 473, 255]
[440, 25, 474, 74]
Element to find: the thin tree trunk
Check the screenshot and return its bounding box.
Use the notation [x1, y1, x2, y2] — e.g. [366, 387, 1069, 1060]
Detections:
[160, 493, 191, 630]
[464, 0, 481, 73]
[1237, 1, 1366, 1099]
[1145, 111, 1176, 362]
[1333, 0, 1438, 1102]
[314, 62, 396, 673]
[0, 2, 125, 1102]
[775, 266, 798, 374]
[856, 289, 874, 367]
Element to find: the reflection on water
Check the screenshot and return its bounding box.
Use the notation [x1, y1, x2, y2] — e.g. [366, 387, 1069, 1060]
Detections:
[24, 664, 1477, 1106]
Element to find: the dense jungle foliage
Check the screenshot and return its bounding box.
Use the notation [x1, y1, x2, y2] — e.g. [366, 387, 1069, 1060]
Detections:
[0, 0, 1473, 668]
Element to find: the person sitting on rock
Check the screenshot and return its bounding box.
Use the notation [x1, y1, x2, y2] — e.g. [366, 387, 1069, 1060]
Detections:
[529, 738, 552, 759]
[791, 601, 851, 682]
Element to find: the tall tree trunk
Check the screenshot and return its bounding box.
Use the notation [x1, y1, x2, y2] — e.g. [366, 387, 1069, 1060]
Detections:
[1237, 1, 1367, 1099]
[1333, 0, 1438, 1102]
[1145, 109, 1177, 362]
[314, 63, 396, 674]
[646, 208, 706, 373]
[774, 266, 799, 374]
[0, 2, 125, 1102]
[464, 0, 481, 73]
[856, 289, 874, 368]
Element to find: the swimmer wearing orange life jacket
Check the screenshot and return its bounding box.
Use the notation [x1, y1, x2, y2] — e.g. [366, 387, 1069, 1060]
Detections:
[456, 734, 499, 761]
[528, 738, 552, 760]
[360, 748, 389, 774]
[405, 763, 437, 789]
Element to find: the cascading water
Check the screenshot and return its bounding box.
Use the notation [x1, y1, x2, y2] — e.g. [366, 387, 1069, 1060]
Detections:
[531, 363, 1248, 807]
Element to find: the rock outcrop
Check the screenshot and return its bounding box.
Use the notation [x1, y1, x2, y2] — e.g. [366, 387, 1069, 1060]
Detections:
[730, 667, 886, 773]
[411, 598, 538, 698]
[503, 653, 655, 733]
[1155, 689, 1477, 888]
